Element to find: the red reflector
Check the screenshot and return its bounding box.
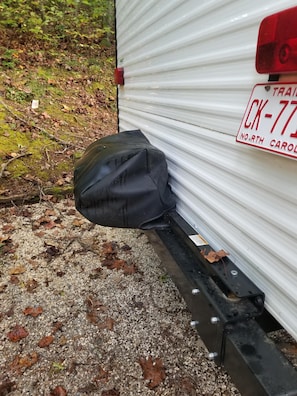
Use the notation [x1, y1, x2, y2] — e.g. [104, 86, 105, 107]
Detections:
[256, 6, 297, 74]
[114, 67, 124, 85]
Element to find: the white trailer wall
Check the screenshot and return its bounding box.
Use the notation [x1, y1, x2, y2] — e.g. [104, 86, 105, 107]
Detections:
[115, 0, 297, 340]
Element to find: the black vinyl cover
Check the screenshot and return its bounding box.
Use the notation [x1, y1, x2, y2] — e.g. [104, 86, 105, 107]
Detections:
[74, 130, 175, 229]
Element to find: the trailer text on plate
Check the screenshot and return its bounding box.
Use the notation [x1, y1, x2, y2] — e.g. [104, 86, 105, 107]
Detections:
[236, 83, 297, 159]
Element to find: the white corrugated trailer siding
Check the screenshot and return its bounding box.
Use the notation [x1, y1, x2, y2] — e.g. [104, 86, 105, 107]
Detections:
[115, 0, 297, 340]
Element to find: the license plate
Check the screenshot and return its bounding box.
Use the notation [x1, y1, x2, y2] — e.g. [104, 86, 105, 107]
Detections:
[236, 83, 297, 159]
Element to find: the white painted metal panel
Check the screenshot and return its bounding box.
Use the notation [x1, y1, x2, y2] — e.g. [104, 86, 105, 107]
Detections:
[115, 0, 297, 340]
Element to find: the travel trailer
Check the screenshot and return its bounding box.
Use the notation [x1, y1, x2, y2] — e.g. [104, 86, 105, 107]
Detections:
[113, 1, 297, 394]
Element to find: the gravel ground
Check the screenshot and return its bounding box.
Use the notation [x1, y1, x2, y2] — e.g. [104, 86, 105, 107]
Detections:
[0, 198, 240, 396]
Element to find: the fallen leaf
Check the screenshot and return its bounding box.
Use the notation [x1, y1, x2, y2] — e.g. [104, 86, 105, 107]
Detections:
[35, 231, 45, 237]
[56, 178, 65, 186]
[5, 307, 14, 317]
[201, 249, 229, 263]
[85, 296, 108, 325]
[89, 267, 103, 280]
[177, 376, 198, 395]
[102, 241, 118, 255]
[139, 356, 166, 389]
[38, 335, 54, 348]
[33, 215, 61, 230]
[23, 306, 43, 317]
[0, 376, 15, 395]
[41, 194, 54, 202]
[101, 258, 122, 269]
[63, 175, 72, 184]
[45, 244, 60, 257]
[0, 238, 17, 254]
[45, 220, 59, 230]
[101, 241, 136, 274]
[0, 235, 11, 243]
[120, 244, 132, 252]
[93, 366, 110, 384]
[9, 265, 26, 275]
[59, 336, 67, 346]
[77, 384, 98, 393]
[23, 174, 40, 183]
[2, 224, 15, 233]
[27, 258, 39, 268]
[21, 208, 32, 218]
[41, 111, 51, 119]
[85, 296, 107, 312]
[101, 389, 120, 396]
[10, 275, 20, 285]
[101, 258, 137, 275]
[10, 352, 39, 373]
[32, 215, 51, 229]
[7, 325, 29, 342]
[0, 284, 7, 293]
[50, 386, 67, 396]
[86, 311, 99, 325]
[51, 362, 65, 372]
[72, 218, 85, 227]
[52, 321, 63, 334]
[86, 296, 107, 324]
[122, 263, 137, 275]
[98, 317, 115, 330]
[25, 278, 39, 292]
[45, 209, 56, 216]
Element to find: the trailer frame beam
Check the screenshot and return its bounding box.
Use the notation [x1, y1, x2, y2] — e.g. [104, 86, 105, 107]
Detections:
[148, 212, 297, 396]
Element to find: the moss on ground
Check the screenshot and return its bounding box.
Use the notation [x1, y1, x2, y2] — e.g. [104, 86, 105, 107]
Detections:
[0, 48, 117, 200]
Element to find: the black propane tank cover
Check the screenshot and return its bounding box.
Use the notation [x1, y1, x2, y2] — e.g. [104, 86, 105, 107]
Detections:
[73, 130, 175, 229]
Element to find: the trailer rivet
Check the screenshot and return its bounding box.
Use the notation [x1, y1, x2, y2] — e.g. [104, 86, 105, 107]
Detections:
[191, 288, 200, 295]
[230, 270, 238, 277]
[190, 320, 199, 327]
[210, 316, 220, 324]
[208, 352, 218, 360]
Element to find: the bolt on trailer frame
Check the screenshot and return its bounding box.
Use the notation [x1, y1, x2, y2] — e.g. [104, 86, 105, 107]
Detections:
[114, 1, 297, 394]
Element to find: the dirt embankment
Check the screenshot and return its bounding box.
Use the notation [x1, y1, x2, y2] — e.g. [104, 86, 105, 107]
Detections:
[0, 43, 117, 204]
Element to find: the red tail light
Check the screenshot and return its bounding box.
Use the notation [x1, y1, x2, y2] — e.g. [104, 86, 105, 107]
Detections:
[114, 67, 124, 85]
[256, 6, 297, 74]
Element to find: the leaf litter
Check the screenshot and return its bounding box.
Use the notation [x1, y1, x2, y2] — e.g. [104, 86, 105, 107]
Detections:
[139, 356, 166, 389]
[0, 199, 241, 395]
[201, 249, 229, 264]
[23, 306, 43, 317]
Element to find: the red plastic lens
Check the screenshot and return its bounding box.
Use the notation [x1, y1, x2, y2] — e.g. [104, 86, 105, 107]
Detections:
[256, 6, 297, 74]
[114, 67, 124, 85]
